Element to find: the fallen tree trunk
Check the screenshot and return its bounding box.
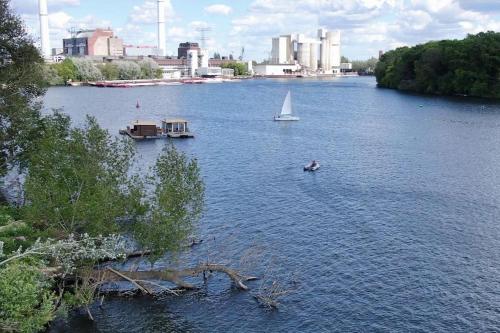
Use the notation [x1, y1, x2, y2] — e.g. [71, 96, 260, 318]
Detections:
[75, 263, 258, 292]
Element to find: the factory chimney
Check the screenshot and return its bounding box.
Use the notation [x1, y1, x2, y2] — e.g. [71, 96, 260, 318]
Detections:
[157, 0, 166, 56]
[38, 0, 51, 59]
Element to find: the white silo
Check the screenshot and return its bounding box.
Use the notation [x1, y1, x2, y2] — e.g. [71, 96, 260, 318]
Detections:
[188, 49, 198, 77]
[309, 42, 318, 71]
[320, 37, 330, 72]
[327, 30, 341, 71]
[157, 0, 166, 56]
[200, 49, 209, 68]
[38, 0, 51, 59]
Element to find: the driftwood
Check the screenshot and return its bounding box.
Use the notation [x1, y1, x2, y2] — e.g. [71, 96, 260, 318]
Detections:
[90, 263, 258, 291]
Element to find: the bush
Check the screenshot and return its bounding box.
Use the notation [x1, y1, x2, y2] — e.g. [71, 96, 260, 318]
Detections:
[0, 261, 56, 333]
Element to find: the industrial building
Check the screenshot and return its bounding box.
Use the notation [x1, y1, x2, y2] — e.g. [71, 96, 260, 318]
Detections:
[123, 45, 161, 57]
[268, 28, 341, 74]
[63, 29, 123, 57]
[253, 64, 301, 76]
[178, 42, 201, 59]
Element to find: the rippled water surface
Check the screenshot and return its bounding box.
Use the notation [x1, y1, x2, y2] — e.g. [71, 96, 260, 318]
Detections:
[45, 77, 500, 332]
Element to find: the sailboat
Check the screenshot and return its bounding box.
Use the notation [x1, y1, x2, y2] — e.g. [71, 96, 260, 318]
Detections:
[274, 91, 299, 121]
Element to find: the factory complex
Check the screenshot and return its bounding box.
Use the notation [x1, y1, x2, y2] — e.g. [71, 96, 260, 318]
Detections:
[37, 0, 348, 80]
[253, 29, 342, 76]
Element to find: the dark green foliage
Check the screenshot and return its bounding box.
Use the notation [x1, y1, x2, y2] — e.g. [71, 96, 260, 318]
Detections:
[375, 32, 500, 98]
[23, 114, 142, 236]
[221, 62, 248, 76]
[0, 0, 45, 176]
[22, 115, 204, 257]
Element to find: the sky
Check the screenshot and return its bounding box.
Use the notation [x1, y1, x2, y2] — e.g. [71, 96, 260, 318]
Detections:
[9, 0, 500, 61]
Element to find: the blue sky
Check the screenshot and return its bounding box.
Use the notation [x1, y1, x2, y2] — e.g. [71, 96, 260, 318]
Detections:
[10, 0, 500, 61]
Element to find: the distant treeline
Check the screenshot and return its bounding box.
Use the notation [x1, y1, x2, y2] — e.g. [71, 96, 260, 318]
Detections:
[375, 32, 500, 98]
[44, 58, 163, 85]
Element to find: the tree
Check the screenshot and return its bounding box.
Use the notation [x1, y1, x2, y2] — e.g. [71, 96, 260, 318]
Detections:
[99, 62, 119, 80]
[133, 144, 204, 259]
[72, 58, 102, 82]
[0, 0, 45, 176]
[221, 62, 248, 76]
[375, 32, 500, 98]
[55, 58, 77, 82]
[115, 60, 141, 80]
[138, 58, 160, 79]
[23, 114, 142, 236]
[43, 64, 64, 86]
[341, 56, 349, 63]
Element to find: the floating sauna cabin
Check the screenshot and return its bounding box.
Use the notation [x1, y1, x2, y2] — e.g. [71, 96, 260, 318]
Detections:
[119, 120, 162, 139]
[162, 119, 194, 138]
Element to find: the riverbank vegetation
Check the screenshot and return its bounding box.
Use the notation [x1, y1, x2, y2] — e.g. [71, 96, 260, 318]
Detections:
[43, 57, 163, 85]
[341, 56, 378, 75]
[375, 32, 500, 98]
[221, 61, 249, 76]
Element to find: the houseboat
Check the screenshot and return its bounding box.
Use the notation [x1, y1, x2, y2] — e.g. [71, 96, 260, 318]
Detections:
[119, 120, 163, 139]
[162, 119, 194, 138]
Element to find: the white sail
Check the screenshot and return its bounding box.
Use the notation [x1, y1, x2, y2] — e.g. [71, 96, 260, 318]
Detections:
[280, 91, 292, 116]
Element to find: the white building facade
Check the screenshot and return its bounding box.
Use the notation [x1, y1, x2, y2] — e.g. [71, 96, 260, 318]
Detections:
[269, 28, 341, 73]
[271, 35, 293, 64]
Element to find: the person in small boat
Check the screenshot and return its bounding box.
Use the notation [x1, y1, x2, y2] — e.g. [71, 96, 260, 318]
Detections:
[311, 160, 317, 168]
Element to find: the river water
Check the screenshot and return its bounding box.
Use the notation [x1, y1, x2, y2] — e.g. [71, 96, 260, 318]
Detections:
[45, 77, 500, 332]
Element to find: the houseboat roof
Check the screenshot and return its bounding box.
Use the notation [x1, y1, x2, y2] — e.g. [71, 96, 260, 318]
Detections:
[131, 120, 157, 126]
[163, 118, 188, 124]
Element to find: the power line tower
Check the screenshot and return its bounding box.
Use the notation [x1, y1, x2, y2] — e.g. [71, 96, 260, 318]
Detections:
[196, 27, 212, 49]
[238, 47, 245, 61]
[68, 27, 78, 38]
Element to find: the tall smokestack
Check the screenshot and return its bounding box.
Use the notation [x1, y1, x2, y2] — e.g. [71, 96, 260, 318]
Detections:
[38, 0, 51, 59]
[157, 0, 166, 56]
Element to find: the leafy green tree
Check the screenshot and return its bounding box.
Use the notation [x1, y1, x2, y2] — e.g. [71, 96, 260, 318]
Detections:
[55, 58, 77, 82]
[42, 64, 65, 86]
[115, 60, 142, 80]
[0, 0, 45, 176]
[221, 62, 248, 76]
[72, 58, 103, 82]
[138, 58, 160, 79]
[99, 62, 119, 80]
[133, 144, 204, 259]
[376, 32, 500, 98]
[23, 115, 204, 256]
[23, 114, 142, 236]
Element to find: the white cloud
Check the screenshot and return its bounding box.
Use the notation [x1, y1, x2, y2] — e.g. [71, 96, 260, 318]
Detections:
[205, 4, 232, 15]
[228, 0, 500, 60]
[129, 0, 175, 24]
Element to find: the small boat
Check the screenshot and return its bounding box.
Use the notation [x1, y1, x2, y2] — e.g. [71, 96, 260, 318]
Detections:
[304, 160, 320, 171]
[274, 91, 299, 121]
